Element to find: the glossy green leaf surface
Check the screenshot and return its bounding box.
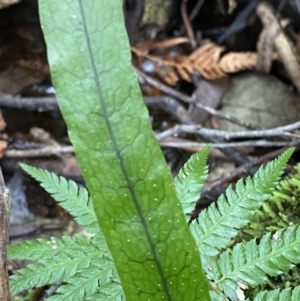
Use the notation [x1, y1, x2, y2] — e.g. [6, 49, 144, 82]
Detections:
[39, 1, 210, 300]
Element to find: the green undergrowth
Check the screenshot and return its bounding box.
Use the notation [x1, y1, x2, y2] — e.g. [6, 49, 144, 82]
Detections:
[8, 0, 300, 300]
[240, 163, 300, 240]
[236, 161, 300, 298]
[10, 147, 300, 300]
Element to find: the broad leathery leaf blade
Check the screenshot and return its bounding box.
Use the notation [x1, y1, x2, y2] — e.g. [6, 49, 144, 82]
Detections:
[39, 1, 210, 300]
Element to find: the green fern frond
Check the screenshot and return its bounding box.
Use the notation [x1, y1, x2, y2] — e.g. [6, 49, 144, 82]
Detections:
[84, 282, 124, 301]
[9, 234, 114, 292]
[46, 262, 122, 301]
[10, 244, 101, 294]
[191, 148, 293, 257]
[8, 234, 106, 261]
[213, 225, 300, 300]
[240, 163, 300, 239]
[209, 289, 228, 301]
[175, 145, 210, 216]
[248, 286, 300, 301]
[20, 164, 99, 234]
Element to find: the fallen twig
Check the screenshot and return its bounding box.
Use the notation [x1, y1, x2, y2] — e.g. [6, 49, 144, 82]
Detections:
[0, 94, 57, 111]
[136, 68, 259, 129]
[157, 122, 300, 140]
[181, 0, 197, 49]
[5, 145, 74, 158]
[159, 137, 300, 149]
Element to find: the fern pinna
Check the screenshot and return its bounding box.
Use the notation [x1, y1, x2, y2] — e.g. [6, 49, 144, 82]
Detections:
[242, 162, 300, 239]
[9, 165, 123, 300]
[9, 148, 300, 300]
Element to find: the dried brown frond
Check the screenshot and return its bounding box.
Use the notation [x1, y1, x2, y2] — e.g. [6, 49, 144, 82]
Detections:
[133, 42, 260, 85]
[220, 52, 257, 73]
[189, 43, 226, 80]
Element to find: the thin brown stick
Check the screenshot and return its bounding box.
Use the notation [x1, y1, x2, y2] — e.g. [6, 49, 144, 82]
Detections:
[136, 69, 259, 130]
[144, 96, 193, 124]
[0, 94, 57, 111]
[159, 138, 300, 149]
[157, 123, 300, 140]
[5, 145, 74, 158]
[0, 168, 10, 301]
[181, 0, 197, 49]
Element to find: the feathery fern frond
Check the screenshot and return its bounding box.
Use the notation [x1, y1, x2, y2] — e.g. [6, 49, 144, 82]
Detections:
[209, 289, 228, 301]
[8, 234, 108, 261]
[175, 145, 210, 216]
[84, 286, 124, 301]
[10, 256, 92, 294]
[9, 237, 103, 294]
[248, 286, 300, 301]
[212, 225, 300, 300]
[9, 233, 116, 294]
[47, 261, 122, 301]
[20, 164, 99, 234]
[241, 162, 300, 239]
[191, 148, 293, 257]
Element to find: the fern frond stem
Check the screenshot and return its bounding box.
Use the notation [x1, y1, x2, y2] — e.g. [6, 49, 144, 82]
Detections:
[209, 281, 228, 299]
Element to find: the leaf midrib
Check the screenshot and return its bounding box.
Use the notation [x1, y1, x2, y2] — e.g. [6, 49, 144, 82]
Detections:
[78, 1, 172, 299]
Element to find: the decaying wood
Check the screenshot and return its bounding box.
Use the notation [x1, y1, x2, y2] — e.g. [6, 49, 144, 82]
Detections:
[275, 33, 300, 93]
[256, 2, 300, 93]
[0, 168, 10, 301]
[256, 2, 280, 72]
